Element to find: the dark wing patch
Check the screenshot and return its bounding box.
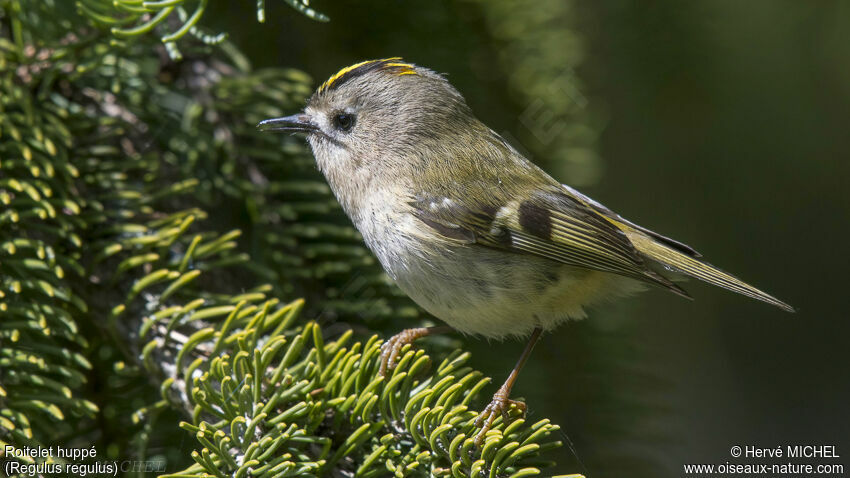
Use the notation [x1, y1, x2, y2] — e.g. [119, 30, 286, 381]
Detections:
[408, 195, 495, 245]
[415, 215, 477, 243]
[517, 200, 552, 239]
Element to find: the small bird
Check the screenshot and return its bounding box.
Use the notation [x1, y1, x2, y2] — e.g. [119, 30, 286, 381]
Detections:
[259, 58, 794, 444]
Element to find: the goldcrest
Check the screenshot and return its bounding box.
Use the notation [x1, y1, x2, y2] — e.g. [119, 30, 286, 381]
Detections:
[260, 58, 793, 443]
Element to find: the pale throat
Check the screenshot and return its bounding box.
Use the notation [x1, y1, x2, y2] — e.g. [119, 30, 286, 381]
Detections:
[318, 156, 398, 225]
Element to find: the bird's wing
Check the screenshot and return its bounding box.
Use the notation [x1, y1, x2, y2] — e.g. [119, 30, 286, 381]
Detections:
[560, 184, 794, 312]
[409, 185, 691, 298]
[411, 183, 794, 312]
[561, 184, 701, 257]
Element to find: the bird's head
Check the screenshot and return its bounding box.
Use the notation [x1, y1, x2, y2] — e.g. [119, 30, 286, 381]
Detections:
[259, 59, 481, 188]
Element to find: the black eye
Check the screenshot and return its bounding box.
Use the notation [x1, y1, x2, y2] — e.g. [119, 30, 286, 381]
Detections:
[333, 113, 355, 132]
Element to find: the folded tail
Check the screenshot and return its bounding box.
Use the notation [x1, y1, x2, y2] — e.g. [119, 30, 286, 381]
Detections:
[626, 231, 795, 313]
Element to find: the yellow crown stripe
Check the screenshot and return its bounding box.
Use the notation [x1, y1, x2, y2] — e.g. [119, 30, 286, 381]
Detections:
[387, 63, 417, 74]
[319, 58, 417, 93]
[319, 60, 378, 93]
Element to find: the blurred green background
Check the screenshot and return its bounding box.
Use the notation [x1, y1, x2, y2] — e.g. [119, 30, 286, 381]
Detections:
[209, 1, 849, 476]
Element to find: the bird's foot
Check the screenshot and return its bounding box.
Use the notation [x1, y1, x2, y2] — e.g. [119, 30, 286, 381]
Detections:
[379, 327, 438, 376]
[474, 387, 527, 446]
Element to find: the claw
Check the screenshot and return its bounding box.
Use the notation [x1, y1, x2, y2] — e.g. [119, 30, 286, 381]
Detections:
[474, 388, 527, 446]
[379, 334, 406, 376]
[379, 327, 446, 376]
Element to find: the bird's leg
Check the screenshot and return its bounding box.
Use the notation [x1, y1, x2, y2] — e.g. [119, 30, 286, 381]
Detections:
[474, 327, 543, 446]
[379, 325, 453, 376]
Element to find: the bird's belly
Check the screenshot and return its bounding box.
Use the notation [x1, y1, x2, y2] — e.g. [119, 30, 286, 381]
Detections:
[386, 242, 640, 339]
[355, 203, 643, 339]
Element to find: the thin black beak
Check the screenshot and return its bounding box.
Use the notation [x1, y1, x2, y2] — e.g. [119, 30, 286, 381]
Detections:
[257, 113, 318, 133]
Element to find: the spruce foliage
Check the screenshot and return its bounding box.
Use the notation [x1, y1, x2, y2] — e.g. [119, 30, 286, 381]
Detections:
[1, 1, 575, 476]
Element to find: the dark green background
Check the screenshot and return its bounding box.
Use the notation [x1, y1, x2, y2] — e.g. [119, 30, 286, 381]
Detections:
[210, 1, 849, 476]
